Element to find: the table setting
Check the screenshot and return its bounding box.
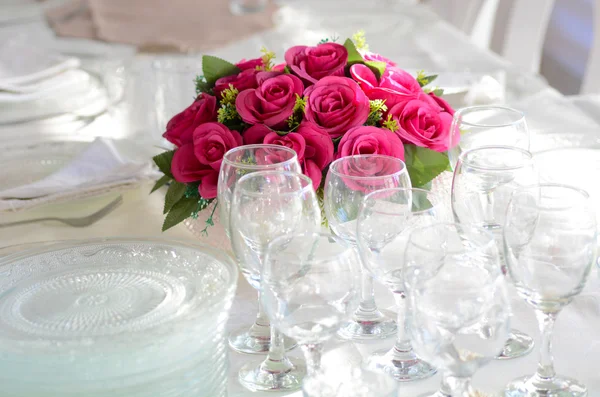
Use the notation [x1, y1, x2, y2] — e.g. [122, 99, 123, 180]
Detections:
[1, 0, 600, 396]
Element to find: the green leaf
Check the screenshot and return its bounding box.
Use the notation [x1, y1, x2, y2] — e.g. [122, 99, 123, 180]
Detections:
[404, 145, 450, 188]
[152, 150, 175, 178]
[195, 76, 212, 94]
[163, 181, 187, 214]
[343, 38, 364, 65]
[284, 65, 292, 74]
[365, 60, 386, 78]
[162, 197, 198, 232]
[151, 175, 171, 194]
[202, 55, 240, 85]
[417, 74, 438, 88]
[431, 88, 444, 96]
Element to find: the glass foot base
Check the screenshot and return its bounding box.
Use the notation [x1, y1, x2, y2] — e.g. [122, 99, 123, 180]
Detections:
[496, 329, 534, 360]
[365, 347, 437, 382]
[504, 374, 587, 397]
[417, 391, 451, 397]
[228, 325, 297, 354]
[337, 311, 397, 341]
[238, 357, 306, 392]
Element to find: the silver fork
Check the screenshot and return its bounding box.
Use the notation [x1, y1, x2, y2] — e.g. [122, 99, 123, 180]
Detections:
[0, 196, 123, 228]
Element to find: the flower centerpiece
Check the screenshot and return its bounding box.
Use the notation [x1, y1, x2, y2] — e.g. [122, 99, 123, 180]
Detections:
[152, 32, 458, 232]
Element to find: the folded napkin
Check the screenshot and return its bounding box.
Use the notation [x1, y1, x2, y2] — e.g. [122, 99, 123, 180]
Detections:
[0, 138, 156, 204]
[46, 0, 277, 52]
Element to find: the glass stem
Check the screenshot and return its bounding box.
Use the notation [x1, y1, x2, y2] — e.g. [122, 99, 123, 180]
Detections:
[534, 310, 558, 383]
[300, 343, 324, 376]
[262, 325, 294, 374]
[255, 291, 270, 327]
[439, 372, 453, 396]
[392, 292, 412, 353]
[446, 375, 474, 397]
[356, 271, 378, 316]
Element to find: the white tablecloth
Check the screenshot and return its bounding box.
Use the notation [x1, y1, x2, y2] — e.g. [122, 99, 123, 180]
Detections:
[1, 1, 600, 396]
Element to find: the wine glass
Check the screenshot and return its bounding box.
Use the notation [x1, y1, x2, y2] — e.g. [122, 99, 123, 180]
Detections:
[262, 232, 361, 376]
[218, 144, 301, 354]
[452, 145, 537, 360]
[356, 188, 445, 382]
[503, 184, 597, 397]
[448, 105, 529, 170]
[230, 170, 321, 392]
[404, 222, 511, 397]
[324, 154, 411, 341]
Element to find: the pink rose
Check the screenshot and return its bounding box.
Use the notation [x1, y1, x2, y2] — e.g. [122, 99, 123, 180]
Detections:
[362, 52, 397, 67]
[337, 126, 405, 160]
[171, 143, 212, 183]
[304, 76, 370, 138]
[236, 72, 304, 129]
[264, 131, 306, 160]
[243, 124, 272, 145]
[331, 127, 407, 192]
[162, 93, 217, 147]
[285, 43, 348, 85]
[214, 69, 259, 99]
[297, 122, 334, 189]
[236, 57, 264, 71]
[198, 171, 219, 199]
[350, 64, 422, 110]
[193, 122, 243, 171]
[272, 63, 287, 72]
[387, 98, 454, 152]
[242, 123, 334, 189]
[425, 92, 455, 116]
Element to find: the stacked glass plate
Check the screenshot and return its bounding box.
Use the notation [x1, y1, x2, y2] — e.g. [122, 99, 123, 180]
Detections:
[0, 238, 238, 397]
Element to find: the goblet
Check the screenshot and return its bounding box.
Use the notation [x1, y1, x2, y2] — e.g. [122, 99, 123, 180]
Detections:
[503, 184, 597, 397]
[262, 232, 361, 376]
[404, 222, 511, 397]
[452, 145, 537, 360]
[448, 105, 529, 170]
[324, 154, 411, 340]
[218, 144, 301, 354]
[357, 188, 444, 382]
[230, 170, 321, 392]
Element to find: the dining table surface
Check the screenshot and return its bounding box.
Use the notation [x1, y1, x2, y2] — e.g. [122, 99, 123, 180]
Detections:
[1, 1, 600, 396]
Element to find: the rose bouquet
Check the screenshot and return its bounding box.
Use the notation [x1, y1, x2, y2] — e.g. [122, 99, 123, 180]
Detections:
[152, 32, 458, 232]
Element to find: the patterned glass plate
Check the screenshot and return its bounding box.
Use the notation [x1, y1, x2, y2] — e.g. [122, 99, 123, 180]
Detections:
[0, 238, 237, 396]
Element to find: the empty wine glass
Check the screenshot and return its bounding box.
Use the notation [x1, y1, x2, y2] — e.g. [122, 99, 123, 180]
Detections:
[503, 184, 597, 397]
[230, 170, 321, 392]
[357, 188, 445, 382]
[404, 223, 511, 397]
[324, 154, 411, 340]
[448, 105, 529, 170]
[262, 232, 361, 376]
[452, 146, 537, 360]
[218, 144, 301, 354]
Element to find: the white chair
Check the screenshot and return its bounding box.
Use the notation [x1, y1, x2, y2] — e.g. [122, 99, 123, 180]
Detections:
[581, 0, 600, 93]
[490, 0, 557, 74]
[425, 0, 487, 34]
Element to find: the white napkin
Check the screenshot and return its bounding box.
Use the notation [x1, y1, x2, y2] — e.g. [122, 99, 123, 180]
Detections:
[0, 138, 154, 200]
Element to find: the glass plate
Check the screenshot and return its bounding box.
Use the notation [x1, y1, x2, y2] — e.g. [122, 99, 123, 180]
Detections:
[0, 238, 238, 396]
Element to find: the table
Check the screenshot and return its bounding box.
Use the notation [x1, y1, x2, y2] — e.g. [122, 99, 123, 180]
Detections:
[1, 1, 600, 396]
